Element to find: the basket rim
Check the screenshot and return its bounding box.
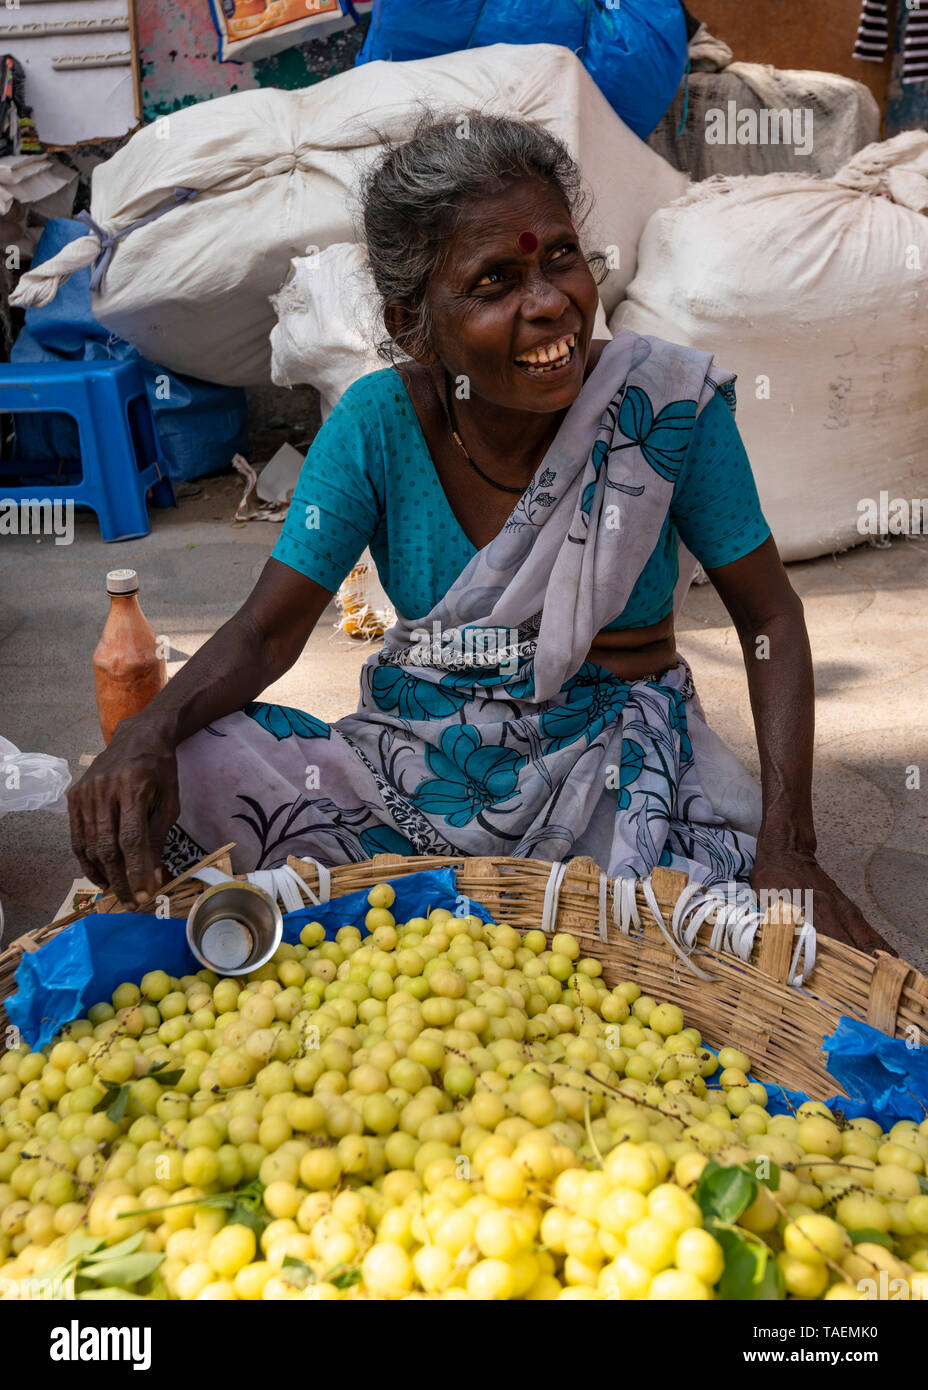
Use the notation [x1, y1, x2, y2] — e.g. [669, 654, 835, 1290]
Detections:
[3, 848, 924, 1015]
[0, 851, 925, 1095]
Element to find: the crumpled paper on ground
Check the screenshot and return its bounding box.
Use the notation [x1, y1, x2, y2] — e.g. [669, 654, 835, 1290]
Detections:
[231, 443, 304, 523]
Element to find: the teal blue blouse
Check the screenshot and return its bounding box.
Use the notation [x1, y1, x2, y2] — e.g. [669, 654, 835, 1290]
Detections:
[273, 368, 770, 628]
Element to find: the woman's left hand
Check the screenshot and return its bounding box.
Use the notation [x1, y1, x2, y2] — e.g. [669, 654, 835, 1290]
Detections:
[750, 846, 894, 956]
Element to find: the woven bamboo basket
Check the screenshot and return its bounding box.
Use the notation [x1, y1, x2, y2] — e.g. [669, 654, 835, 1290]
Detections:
[1, 847, 926, 1101]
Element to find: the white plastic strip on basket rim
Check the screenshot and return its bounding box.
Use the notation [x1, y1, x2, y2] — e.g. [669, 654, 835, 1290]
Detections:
[547, 864, 712, 980]
[520, 864, 816, 990]
[596, 873, 609, 943]
[541, 860, 569, 936]
[192, 856, 332, 914]
[604, 872, 817, 988]
[611, 875, 641, 934]
[789, 923, 817, 987]
[685, 882, 816, 988]
[641, 877, 717, 981]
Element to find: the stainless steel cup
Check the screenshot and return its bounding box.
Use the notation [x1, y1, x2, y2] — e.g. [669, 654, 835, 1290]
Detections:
[186, 880, 283, 976]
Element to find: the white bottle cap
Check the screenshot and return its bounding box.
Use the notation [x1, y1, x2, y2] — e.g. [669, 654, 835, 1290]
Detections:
[106, 568, 139, 595]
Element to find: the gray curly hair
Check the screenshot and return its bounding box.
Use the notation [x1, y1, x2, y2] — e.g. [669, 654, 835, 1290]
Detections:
[360, 110, 603, 363]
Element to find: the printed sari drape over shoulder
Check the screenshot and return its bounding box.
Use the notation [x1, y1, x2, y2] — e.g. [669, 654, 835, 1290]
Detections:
[168, 331, 762, 886]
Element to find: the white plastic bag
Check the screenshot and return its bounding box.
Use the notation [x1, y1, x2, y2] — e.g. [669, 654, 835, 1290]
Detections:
[0, 735, 71, 816]
[611, 132, 928, 562]
[11, 44, 687, 387]
[271, 244, 383, 415]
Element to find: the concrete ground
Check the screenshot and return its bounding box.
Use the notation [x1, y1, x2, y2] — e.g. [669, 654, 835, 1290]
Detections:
[1, 474, 926, 970]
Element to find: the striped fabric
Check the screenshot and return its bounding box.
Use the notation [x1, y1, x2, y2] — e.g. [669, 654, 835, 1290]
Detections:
[903, 3, 928, 83]
[853, 0, 889, 61]
[853, 0, 928, 84]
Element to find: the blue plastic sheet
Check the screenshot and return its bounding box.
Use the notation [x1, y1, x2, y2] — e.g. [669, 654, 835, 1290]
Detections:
[356, 0, 688, 140]
[277, 866, 494, 945]
[822, 1017, 928, 1124]
[8, 915, 197, 1052]
[754, 1019, 928, 1126]
[6, 868, 492, 1051]
[10, 219, 248, 485]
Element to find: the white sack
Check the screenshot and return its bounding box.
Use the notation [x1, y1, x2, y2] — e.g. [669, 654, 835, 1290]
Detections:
[610, 132, 928, 563]
[0, 155, 78, 261]
[686, 23, 734, 72]
[213, 0, 372, 64]
[270, 244, 383, 414]
[0, 155, 76, 217]
[11, 44, 687, 387]
[271, 242, 614, 418]
[648, 61, 881, 181]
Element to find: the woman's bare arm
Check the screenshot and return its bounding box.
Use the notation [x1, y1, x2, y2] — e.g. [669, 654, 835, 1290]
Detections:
[708, 537, 889, 953]
[68, 559, 332, 905]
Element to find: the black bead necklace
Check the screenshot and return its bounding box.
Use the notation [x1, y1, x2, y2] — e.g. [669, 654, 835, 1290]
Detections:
[443, 371, 527, 495]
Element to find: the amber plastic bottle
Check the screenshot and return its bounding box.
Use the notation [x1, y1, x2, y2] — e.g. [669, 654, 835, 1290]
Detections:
[92, 569, 167, 745]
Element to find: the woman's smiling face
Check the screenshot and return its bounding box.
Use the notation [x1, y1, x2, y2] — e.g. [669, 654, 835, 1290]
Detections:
[422, 177, 600, 414]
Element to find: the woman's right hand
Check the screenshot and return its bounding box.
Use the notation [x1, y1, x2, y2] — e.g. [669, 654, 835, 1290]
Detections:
[67, 717, 180, 906]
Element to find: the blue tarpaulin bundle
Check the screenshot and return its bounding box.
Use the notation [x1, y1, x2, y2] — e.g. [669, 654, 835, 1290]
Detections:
[6, 867, 924, 1126]
[6, 868, 491, 1052]
[356, 0, 689, 140]
[10, 219, 249, 485]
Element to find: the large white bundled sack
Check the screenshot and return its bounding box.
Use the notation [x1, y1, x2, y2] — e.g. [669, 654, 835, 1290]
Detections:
[270, 242, 613, 417]
[649, 25, 881, 181]
[11, 44, 687, 388]
[610, 131, 928, 562]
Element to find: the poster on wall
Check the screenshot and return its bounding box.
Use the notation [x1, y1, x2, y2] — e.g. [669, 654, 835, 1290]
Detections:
[210, 0, 372, 63]
[0, 0, 139, 146]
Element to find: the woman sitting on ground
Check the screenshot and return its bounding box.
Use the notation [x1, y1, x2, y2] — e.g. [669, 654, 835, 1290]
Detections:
[68, 113, 884, 953]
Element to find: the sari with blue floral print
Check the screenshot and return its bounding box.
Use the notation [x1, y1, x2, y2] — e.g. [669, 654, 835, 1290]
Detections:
[167, 331, 762, 887]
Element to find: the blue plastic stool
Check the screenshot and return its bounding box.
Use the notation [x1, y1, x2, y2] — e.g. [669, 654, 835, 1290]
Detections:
[0, 360, 176, 541]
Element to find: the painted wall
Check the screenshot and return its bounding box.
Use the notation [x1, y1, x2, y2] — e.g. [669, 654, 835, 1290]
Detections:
[696, 0, 928, 136]
[694, 0, 892, 110]
[136, 0, 364, 118]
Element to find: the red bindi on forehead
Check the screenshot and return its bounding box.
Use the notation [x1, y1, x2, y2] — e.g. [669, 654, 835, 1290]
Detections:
[517, 230, 538, 254]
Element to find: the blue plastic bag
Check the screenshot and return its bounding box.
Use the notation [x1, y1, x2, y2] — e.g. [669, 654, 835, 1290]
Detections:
[821, 1017, 928, 1125]
[6, 868, 493, 1051]
[753, 1019, 928, 1126]
[357, 0, 480, 62]
[10, 219, 249, 485]
[356, 0, 688, 140]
